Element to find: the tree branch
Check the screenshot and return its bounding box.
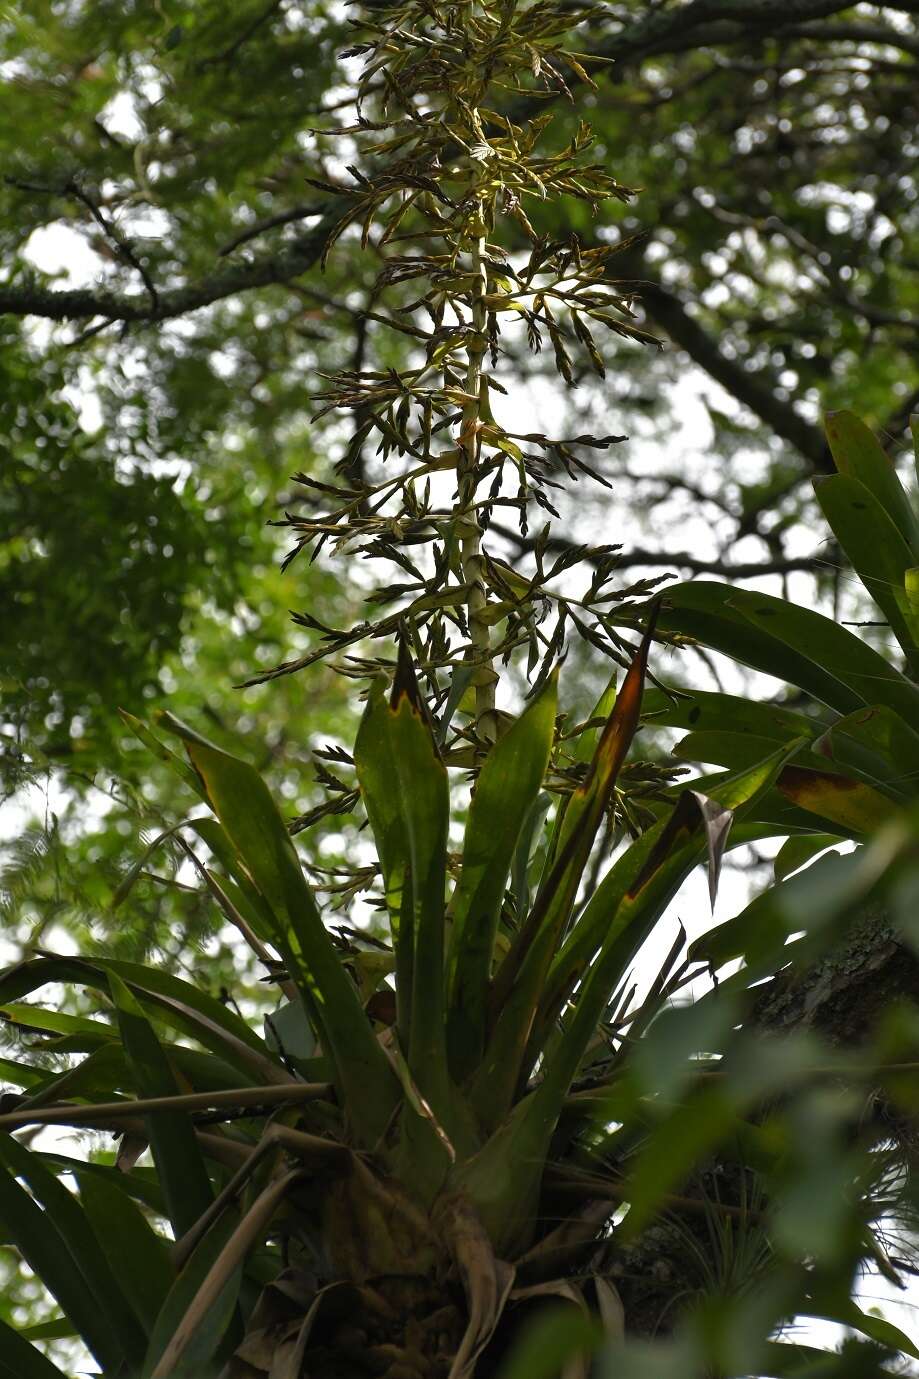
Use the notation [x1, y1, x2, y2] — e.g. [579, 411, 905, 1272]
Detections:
[0, 207, 336, 325]
[491, 521, 823, 580]
[1, 1, 913, 331]
[777, 20, 919, 59]
[637, 279, 832, 473]
[602, 0, 917, 66]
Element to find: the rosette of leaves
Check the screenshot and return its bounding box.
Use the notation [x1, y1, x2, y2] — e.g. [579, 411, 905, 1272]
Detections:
[0, 618, 822, 1378]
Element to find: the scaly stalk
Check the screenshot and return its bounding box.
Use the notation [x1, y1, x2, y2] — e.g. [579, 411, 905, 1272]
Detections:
[456, 231, 499, 749]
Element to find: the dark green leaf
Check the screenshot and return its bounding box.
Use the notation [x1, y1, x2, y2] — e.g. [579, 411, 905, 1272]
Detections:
[162, 714, 399, 1148]
[824, 410, 919, 553]
[110, 970, 214, 1238]
[447, 670, 557, 1079]
[0, 1318, 68, 1379]
[76, 1168, 175, 1333]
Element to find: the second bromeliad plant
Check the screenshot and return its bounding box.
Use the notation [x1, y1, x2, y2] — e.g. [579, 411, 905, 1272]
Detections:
[3, 2, 919, 1376]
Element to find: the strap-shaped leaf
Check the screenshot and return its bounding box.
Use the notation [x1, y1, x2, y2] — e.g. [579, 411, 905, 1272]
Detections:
[814, 702, 919, 798]
[674, 732, 905, 829]
[776, 765, 899, 836]
[641, 685, 819, 742]
[0, 1055, 44, 1090]
[803, 1300, 919, 1363]
[815, 473, 918, 659]
[0, 1318, 68, 1379]
[658, 582, 919, 722]
[688, 847, 867, 971]
[0, 955, 279, 1076]
[161, 714, 399, 1147]
[656, 582, 863, 715]
[537, 670, 618, 885]
[446, 671, 557, 1079]
[0, 1140, 131, 1373]
[544, 741, 806, 1024]
[355, 639, 451, 1120]
[728, 586, 919, 723]
[825, 409, 919, 553]
[17, 1042, 129, 1111]
[2, 1136, 151, 1369]
[354, 677, 416, 1043]
[472, 622, 654, 1128]
[110, 971, 215, 1239]
[773, 833, 843, 882]
[0, 1000, 115, 1040]
[76, 1169, 174, 1334]
[142, 1212, 243, 1379]
[40, 1153, 167, 1216]
[526, 739, 804, 1154]
[119, 709, 208, 799]
[190, 816, 278, 945]
[672, 729, 827, 774]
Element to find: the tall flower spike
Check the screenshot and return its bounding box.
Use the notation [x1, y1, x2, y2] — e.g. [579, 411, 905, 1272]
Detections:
[250, 0, 663, 760]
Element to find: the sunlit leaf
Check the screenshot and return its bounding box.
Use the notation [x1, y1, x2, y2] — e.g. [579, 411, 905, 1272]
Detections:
[447, 670, 557, 1079]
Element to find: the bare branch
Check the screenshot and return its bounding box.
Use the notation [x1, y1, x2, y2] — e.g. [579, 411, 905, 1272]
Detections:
[2, 0, 913, 332]
[635, 279, 832, 473]
[491, 521, 823, 580]
[0, 207, 339, 324]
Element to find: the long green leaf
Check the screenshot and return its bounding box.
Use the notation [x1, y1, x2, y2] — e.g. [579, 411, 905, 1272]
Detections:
[672, 730, 827, 774]
[728, 586, 919, 722]
[0, 955, 274, 1062]
[804, 1301, 919, 1363]
[814, 472, 918, 658]
[119, 709, 207, 799]
[355, 639, 452, 1122]
[538, 670, 619, 880]
[824, 409, 919, 553]
[658, 582, 919, 721]
[542, 741, 805, 1033]
[0, 1145, 126, 1373]
[773, 833, 843, 882]
[17, 1318, 77, 1343]
[446, 670, 557, 1080]
[142, 1213, 242, 1379]
[40, 1152, 168, 1216]
[162, 714, 399, 1147]
[472, 622, 654, 1130]
[618, 1081, 736, 1239]
[17, 1042, 129, 1111]
[0, 1132, 148, 1370]
[0, 1056, 45, 1090]
[655, 583, 864, 715]
[776, 765, 899, 835]
[0, 1319, 68, 1379]
[354, 678, 416, 1040]
[641, 686, 819, 742]
[508, 742, 803, 1189]
[0, 1001, 115, 1040]
[688, 848, 868, 971]
[76, 1169, 175, 1333]
[814, 702, 919, 800]
[110, 970, 215, 1238]
[189, 816, 279, 945]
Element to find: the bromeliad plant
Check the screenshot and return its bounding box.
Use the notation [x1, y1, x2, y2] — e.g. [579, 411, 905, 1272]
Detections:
[0, 623, 812, 1379]
[1, 2, 912, 1377]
